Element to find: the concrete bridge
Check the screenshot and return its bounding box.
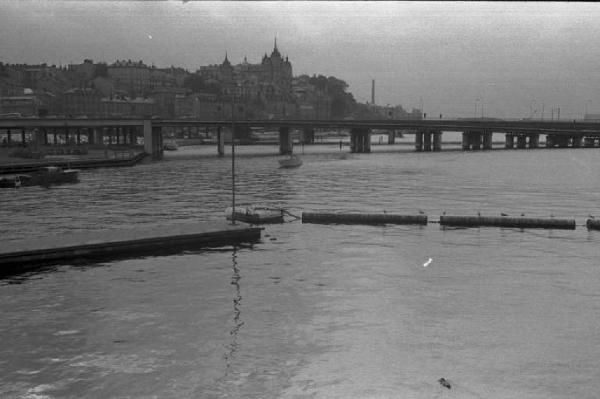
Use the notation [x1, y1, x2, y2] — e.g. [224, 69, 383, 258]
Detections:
[1, 118, 600, 158]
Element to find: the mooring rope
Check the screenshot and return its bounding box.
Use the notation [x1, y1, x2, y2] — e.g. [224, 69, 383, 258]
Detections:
[282, 209, 301, 221]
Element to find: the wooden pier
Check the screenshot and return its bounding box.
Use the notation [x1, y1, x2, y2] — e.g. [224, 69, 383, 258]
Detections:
[0, 222, 262, 276]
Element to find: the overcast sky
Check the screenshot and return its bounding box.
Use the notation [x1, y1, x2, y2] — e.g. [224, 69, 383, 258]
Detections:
[2, 1, 600, 119]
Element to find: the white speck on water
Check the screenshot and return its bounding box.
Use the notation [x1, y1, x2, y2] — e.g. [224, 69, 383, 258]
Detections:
[53, 330, 79, 336]
[423, 258, 433, 267]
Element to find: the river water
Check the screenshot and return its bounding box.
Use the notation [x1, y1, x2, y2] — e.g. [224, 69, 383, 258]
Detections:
[1, 142, 599, 399]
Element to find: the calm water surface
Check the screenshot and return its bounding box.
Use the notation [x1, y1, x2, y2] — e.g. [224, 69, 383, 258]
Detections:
[1, 143, 599, 398]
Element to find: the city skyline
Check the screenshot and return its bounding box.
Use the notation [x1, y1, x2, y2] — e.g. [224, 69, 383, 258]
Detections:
[2, 1, 600, 119]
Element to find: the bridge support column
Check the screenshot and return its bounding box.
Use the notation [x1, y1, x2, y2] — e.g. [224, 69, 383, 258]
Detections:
[302, 128, 315, 144]
[556, 135, 569, 148]
[423, 132, 432, 151]
[528, 133, 539, 149]
[6, 129, 11, 145]
[572, 136, 582, 148]
[432, 131, 442, 151]
[471, 131, 482, 150]
[43, 128, 48, 145]
[388, 131, 396, 144]
[217, 126, 225, 156]
[21, 129, 26, 145]
[76, 128, 81, 145]
[516, 134, 527, 149]
[415, 131, 423, 151]
[350, 128, 371, 153]
[545, 134, 555, 148]
[482, 131, 493, 150]
[462, 132, 470, 150]
[505, 133, 514, 149]
[143, 120, 163, 159]
[279, 127, 293, 155]
[584, 137, 596, 147]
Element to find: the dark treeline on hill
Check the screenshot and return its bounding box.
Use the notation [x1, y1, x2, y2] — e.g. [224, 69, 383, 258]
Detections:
[305, 74, 357, 118]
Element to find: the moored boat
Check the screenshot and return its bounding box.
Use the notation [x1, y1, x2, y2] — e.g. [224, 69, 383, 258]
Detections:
[225, 205, 285, 224]
[278, 154, 302, 168]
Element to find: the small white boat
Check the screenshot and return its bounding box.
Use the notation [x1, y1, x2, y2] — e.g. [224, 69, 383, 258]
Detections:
[225, 205, 285, 224]
[278, 154, 302, 168]
[163, 140, 178, 151]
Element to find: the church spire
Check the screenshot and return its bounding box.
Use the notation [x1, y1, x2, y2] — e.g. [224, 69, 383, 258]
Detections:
[222, 51, 231, 66]
[272, 36, 281, 57]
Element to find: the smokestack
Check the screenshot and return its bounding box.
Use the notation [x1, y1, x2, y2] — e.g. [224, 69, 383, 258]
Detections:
[371, 79, 375, 105]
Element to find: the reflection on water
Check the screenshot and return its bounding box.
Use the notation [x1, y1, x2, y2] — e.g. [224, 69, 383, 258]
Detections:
[1, 145, 600, 398]
[225, 248, 243, 376]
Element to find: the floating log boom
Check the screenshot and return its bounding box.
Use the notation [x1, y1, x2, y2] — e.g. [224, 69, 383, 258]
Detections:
[302, 212, 427, 225]
[586, 219, 600, 230]
[440, 215, 576, 230]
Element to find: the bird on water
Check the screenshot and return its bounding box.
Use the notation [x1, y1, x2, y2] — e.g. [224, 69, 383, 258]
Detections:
[438, 378, 451, 389]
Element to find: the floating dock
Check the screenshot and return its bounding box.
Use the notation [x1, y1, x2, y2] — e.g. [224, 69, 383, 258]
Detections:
[586, 219, 600, 230]
[440, 215, 576, 230]
[0, 222, 262, 276]
[302, 212, 427, 225]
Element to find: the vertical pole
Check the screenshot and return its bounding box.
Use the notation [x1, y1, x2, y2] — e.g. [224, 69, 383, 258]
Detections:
[76, 128, 81, 145]
[43, 128, 48, 145]
[217, 126, 224, 156]
[231, 97, 236, 225]
[364, 129, 371, 153]
[505, 133, 514, 149]
[21, 129, 26, 146]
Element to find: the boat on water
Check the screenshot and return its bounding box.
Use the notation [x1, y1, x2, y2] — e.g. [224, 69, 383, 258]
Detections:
[0, 166, 79, 188]
[278, 154, 302, 168]
[225, 205, 285, 224]
[163, 140, 178, 151]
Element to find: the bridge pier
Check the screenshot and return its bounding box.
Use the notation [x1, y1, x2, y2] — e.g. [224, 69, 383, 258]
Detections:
[505, 133, 514, 149]
[350, 128, 371, 153]
[388, 130, 396, 144]
[556, 135, 569, 148]
[516, 134, 527, 149]
[415, 131, 423, 151]
[279, 127, 293, 155]
[571, 136, 582, 148]
[423, 132, 432, 151]
[471, 131, 482, 150]
[143, 120, 163, 159]
[482, 131, 493, 150]
[302, 128, 315, 144]
[584, 137, 596, 147]
[528, 133, 539, 149]
[462, 132, 470, 150]
[545, 134, 555, 148]
[217, 126, 225, 156]
[432, 131, 442, 151]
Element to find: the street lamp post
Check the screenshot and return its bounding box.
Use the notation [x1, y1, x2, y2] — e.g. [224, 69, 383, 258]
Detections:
[231, 88, 236, 225]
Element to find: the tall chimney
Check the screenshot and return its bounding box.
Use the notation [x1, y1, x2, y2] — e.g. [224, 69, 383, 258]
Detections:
[371, 79, 375, 105]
